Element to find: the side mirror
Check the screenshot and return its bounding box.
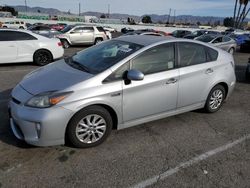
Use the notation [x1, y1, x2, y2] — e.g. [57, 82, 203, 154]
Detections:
[127, 69, 144, 81]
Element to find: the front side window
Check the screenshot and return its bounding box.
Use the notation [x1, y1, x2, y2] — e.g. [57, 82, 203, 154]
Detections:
[196, 35, 215, 43]
[212, 37, 223, 43]
[222, 37, 231, 42]
[131, 43, 175, 75]
[72, 27, 83, 33]
[82, 27, 94, 32]
[104, 63, 129, 83]
[0, 31, 37, 41]
[65, 40, 143, 74]
[178, 42, 207, 67]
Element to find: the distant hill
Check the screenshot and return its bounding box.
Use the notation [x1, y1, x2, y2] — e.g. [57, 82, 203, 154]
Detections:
[13, 5, 65, 15]
[10, 5, 249, 24]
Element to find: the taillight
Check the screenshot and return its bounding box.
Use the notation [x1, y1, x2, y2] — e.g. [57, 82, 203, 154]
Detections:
[58, 42, 63, 47]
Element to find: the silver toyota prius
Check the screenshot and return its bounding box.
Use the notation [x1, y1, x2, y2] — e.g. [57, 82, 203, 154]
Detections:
[9, 35, 236, 148]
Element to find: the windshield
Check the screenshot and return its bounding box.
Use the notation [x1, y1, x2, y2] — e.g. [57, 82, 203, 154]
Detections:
[66, 40, 143, 74]
[196, 35, 215, 43]
[61, 25, 74, 33]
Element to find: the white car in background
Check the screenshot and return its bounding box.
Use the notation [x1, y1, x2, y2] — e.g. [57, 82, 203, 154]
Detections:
[0, 29, 64, 65]
[2, 21, 27, 29]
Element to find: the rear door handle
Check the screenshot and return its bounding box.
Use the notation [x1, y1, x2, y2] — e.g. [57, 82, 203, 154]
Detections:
[205, 68, 214, 74]
[166, 78, 178, 84]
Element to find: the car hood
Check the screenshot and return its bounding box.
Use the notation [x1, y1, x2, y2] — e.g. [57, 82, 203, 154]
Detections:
[20, 59, 94, 95]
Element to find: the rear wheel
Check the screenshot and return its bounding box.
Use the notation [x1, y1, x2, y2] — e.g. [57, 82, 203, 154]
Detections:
[33, 50, 53, 66]
[67, 105, 113, 148]
[204, 85, 226, 113]
[94, 38, 103, 45]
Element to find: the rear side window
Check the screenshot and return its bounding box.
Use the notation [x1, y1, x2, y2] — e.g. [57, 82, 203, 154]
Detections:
[97, 27, 105, 32]
[178, 42, 207, 67]
[0, 31, 37, 41]
[206, 47, 218, 62]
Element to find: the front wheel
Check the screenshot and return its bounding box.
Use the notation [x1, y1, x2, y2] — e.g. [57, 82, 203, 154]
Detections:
[204, 85, 226, 113]
[66, 106, 113, 148]
[228, 47, 235, 55]
[61, 39, 70, 49]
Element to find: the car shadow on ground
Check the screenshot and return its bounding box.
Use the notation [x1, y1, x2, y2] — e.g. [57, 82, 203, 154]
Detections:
[0, 89, 34, 149]
[235, 64, 250, 84]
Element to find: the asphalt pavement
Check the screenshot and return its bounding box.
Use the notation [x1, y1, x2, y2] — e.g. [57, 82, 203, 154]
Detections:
[0, 47, 250, 188]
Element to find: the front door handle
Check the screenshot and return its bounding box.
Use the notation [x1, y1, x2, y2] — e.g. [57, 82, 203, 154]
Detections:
[205, 68, 214, 74]
[166, 78, 178, 84]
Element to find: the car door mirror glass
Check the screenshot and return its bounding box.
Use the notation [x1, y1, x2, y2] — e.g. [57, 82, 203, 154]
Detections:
[127, 69, 144, 81]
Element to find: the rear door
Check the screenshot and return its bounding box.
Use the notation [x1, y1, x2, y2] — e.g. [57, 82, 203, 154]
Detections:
[0, 31, 18, 63]
[81, 27, 95, 43]
[177, 42, 218, 108]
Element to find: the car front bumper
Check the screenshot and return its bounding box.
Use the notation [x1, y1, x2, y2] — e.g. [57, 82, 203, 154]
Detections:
[9, 100, 74, 147]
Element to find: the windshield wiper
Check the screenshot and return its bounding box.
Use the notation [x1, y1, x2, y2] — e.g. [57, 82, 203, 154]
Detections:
[65, 57, 91, 73]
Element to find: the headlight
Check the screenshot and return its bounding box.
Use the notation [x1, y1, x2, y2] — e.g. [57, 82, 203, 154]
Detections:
[25, 91, 72, 108]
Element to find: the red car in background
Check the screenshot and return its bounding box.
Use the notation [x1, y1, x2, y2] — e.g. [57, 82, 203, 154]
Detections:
[50, 23, 67, 31]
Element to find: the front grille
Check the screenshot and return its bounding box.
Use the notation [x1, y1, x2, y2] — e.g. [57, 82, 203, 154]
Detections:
[12, 97, 21, 105]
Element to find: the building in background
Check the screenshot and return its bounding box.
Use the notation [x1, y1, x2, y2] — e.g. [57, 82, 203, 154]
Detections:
[0, 11, 12, 18]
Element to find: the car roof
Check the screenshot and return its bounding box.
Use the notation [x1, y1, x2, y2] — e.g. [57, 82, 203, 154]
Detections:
[116, 35, 175, 46]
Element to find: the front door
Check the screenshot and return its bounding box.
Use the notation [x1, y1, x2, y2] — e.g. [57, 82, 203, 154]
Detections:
[122, 43, 179, 122]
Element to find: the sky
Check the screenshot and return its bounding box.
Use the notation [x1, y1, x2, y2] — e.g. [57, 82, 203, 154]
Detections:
[0, 0, 248, 18]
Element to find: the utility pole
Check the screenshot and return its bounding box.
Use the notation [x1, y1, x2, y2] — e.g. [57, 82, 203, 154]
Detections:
[79, 2, 81, 16]
[108, 4, 110, 18]
[167, 8, 172, 23]
[173, 9, 176, 24]
[25, 0, 27, 12]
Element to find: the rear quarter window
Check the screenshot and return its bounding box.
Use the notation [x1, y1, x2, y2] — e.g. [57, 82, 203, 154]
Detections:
[97, 27, 105, 32]
[206, 47, 218, 62]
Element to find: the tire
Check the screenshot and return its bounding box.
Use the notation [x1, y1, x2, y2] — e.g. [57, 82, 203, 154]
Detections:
[66, 105, 113, 148]
[61, 39, 70, 49]
[228, 47, 234, 55]
[94, 38, 103, 45]
[33, 50, 53, 66]
[19, 26, 24, 29]
[204, 85, 226, 113]
[3, 26, 7, 28]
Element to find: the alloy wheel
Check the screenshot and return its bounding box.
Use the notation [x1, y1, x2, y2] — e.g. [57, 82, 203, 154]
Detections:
[209, 89, 223, 110]
[75, 114, 107, 144]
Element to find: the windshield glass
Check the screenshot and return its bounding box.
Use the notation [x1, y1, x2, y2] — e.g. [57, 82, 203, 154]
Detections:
[61, 25, 74, 33]
[196, 35, 215, 42]
[66, 40, 143, 74]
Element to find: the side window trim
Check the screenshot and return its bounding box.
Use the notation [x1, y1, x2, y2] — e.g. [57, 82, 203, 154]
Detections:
[102, 62, 130, 84]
